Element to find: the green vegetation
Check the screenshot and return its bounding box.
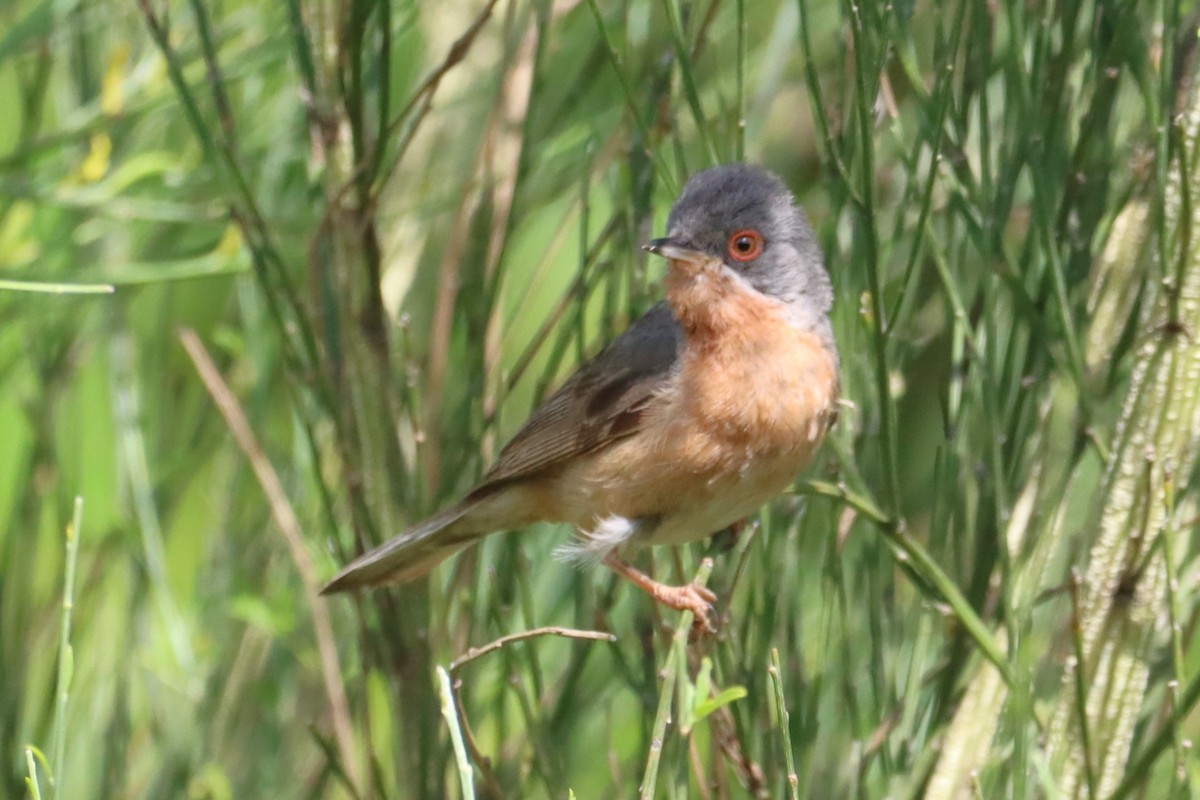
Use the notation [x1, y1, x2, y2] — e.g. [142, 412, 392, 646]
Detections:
[3, 0, 1199, 797]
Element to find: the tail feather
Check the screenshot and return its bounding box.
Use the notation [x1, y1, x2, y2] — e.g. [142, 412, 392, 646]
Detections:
[320, 502, 482, 594]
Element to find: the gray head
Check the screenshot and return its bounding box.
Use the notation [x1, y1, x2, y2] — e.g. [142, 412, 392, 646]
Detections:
[645, 164, 832, 325]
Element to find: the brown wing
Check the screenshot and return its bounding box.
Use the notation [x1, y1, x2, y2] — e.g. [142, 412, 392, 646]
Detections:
[474, 302, 682, 491]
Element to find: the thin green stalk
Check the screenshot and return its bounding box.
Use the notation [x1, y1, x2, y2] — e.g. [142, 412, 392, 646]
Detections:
[25, 748, 43, 800]
[436, 667, 476, 800]
[49, 497, 83, 796]
[284, 0, 318, 98]
[735, 0, 745, 161]
[585, 0, 673, 188]
[795, 0, 860, 205]
[640, 559, 713, 800]
[979, 284, 1026, 797]
[110, 333, 194, 672]
[924, 224, 979, 352]
[374, 0, 390, 171]
[0, 280, 114, 294]
[800, 480, 890, 526]
[844, 0, 901, 516]
[887, 525, 1014, 688]
[884, 51, 955, 328]
[133, 27, 340, 613]
[1032, 193, 1088, 394]
[479, 604, 562, 796]
[662, 0, 718, 165]
[373, 0, 500, 195]
[307, 727, 366, 800]
[1157, 0, 1181, 327]
[972, 1, 994, 222]
[768, 649, 800, 800]
[802, 474, 1013, 686]
[136, 0, 322, 390]
[1168, 111, 1193, 331]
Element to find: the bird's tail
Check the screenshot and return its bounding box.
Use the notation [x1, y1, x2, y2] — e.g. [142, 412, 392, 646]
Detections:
[320, 501, 484, 594]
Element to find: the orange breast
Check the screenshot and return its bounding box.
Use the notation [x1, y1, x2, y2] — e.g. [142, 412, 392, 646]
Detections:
[548, 265, 839, 540]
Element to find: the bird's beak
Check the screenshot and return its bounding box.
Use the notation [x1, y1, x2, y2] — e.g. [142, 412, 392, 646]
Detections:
[643, 237, 707, 265]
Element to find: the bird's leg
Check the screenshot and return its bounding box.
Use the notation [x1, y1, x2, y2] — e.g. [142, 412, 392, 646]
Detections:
[708, 519, 747, 553]
[602, 553, 718, 634]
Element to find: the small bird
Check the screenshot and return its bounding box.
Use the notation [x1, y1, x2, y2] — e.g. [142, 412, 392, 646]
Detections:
[322, 164, 840, 632]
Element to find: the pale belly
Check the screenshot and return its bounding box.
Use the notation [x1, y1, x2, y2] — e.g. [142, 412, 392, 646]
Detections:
[630, 449, 812, 546]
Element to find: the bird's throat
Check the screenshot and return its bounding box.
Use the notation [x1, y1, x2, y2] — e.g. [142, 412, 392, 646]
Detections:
[664, 260, 764, 342]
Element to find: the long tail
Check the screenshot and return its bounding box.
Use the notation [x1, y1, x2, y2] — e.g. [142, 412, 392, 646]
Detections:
[320, 501, 484, 594]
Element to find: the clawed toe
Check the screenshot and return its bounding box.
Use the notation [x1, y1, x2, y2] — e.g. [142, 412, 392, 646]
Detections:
[654, 582, 719, 636]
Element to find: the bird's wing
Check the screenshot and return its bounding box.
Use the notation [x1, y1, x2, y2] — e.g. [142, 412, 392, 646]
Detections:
[475, 302, 682, 491]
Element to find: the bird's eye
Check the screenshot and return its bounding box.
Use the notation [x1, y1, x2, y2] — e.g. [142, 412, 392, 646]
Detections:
[727, 229, 764, 262]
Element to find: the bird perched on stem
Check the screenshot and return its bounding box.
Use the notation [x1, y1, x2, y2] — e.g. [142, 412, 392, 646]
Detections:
[323, 164, 840, 634]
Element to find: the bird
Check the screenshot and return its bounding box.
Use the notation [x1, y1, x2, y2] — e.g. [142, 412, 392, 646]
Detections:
[321, 164, 840, 633]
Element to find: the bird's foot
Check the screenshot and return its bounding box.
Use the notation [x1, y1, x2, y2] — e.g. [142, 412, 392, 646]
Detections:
[651, 581, 719, 637]
[602, 554, 719, 638]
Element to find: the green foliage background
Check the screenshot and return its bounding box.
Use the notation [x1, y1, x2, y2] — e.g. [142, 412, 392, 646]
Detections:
[3, 0, 1200, 798]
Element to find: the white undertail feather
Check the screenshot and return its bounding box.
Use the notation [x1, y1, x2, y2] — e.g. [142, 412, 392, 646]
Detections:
[554, 515, 641, 564]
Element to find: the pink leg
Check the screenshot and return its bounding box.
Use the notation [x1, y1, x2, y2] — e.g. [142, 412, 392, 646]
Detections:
[603, 553, 718, 634]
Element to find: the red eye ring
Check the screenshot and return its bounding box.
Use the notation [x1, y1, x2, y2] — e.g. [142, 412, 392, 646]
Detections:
[727, 229, 764, 262]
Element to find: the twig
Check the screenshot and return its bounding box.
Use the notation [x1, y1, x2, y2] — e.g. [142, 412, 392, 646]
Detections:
[450, 627, 617, 674]
[448, 682, 505, 800]
[177, 328, 358, 790]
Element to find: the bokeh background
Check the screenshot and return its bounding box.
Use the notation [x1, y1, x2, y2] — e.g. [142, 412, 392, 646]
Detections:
[4, 0, 1200, 797]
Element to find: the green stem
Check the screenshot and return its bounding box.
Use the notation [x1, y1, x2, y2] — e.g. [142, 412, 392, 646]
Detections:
[437, 666, 477, 800]
[640, 558, 713, 799]
[769, 649, 801, 800]
[50, 497, 83, 796]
